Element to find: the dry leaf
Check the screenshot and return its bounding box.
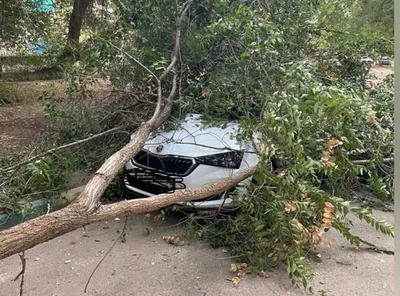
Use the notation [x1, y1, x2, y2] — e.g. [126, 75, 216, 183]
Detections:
[231, 277, 241, 286]
[284, 203, 297, 213]
[230, 263, 238, 273]
[248, 203, 256, 214]
[355, 247, 361, 252]
[260, 270, 269, 279]
[368, 114, 380, 125]
[320, 202, 335, 229]
[324, 202, 334, 209]
[325, 161, 337, 168]
[162, 235, 184, 246]
[323, 138, 342, 152]
[320, 155, 330, 163]
[202, 88, 211, 97]
[64, 260, 72, 264]
[327, 241, 333, 248]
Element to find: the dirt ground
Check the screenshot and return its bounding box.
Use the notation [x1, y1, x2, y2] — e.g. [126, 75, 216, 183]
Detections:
[369, 65, 393, 83]
[0, 79, 111, 156]
[0, 80, 56, 156]
[0, 210, 394, 296]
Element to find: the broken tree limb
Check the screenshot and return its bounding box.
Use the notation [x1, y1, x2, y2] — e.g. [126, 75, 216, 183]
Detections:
[0, 166, 256, 259]
[0, 126, 127, 173]
[351, 157, 394, 165]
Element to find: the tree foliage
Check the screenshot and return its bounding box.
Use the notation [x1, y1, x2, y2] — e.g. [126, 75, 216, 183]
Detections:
[0, 0, 53, 49]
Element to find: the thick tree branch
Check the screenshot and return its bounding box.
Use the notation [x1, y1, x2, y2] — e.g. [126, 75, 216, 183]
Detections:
[0, 166, 255, 259]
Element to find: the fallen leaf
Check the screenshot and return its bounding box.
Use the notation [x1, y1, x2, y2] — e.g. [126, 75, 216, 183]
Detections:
[230, 264, 238, 273]
[231, 277, 241, 286]
[260, 270, 269, 279]
[64, 260, 72, 264]
[163, 235, 185, 246]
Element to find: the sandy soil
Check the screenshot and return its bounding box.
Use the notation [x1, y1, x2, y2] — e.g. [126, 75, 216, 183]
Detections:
[369, 65, 393, 83]
[0, 79, 111, 156]
[0, 210, 394, 296]
[0, 80, 58, 156]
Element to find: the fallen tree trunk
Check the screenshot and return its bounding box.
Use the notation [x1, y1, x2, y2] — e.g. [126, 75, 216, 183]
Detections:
[0, 167, 255, 259]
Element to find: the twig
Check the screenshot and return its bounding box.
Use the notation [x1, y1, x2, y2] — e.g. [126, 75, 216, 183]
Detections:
[106, 42, 159, 83]
[143, 140, 258, 154]
[13, 251, 26, 296]
[351, 157, 393, 165]
[84, 217, 129, 293]
[1, 126, 125, 173]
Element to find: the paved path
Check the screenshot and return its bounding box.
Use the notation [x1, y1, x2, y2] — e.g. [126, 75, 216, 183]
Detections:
[0, 210, 394, 296]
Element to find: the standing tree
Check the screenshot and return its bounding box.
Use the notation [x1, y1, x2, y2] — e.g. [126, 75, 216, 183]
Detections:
[63, 0, 93, 59]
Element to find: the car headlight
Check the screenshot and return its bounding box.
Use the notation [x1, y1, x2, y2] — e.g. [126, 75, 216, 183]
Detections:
[195, 151, 244, 169]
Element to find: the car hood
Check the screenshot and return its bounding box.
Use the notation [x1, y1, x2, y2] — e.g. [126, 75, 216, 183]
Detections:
[131, 113, 258, 157]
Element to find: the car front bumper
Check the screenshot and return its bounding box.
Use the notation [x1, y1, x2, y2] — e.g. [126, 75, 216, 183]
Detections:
[123, 161, 251, 210]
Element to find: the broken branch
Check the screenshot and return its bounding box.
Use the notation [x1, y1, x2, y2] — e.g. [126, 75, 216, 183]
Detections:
[0, 166, 255, 259]
[1, 126, 126, 173]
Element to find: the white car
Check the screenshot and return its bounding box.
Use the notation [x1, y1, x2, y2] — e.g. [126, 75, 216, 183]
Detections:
[361, 56, 373, 63]
[124, 113, 264, 211]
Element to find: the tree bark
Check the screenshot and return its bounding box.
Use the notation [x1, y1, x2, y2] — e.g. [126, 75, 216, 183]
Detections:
[62, 0, 92, 60]
[67, 0, 91, 45]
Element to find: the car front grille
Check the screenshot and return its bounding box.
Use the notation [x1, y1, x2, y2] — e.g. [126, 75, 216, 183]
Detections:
[125, 174, 173, 195]
[133, 150, 196, 176]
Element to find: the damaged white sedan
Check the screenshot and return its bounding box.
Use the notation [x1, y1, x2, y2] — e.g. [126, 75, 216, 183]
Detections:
[124, 113, 264, 211]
